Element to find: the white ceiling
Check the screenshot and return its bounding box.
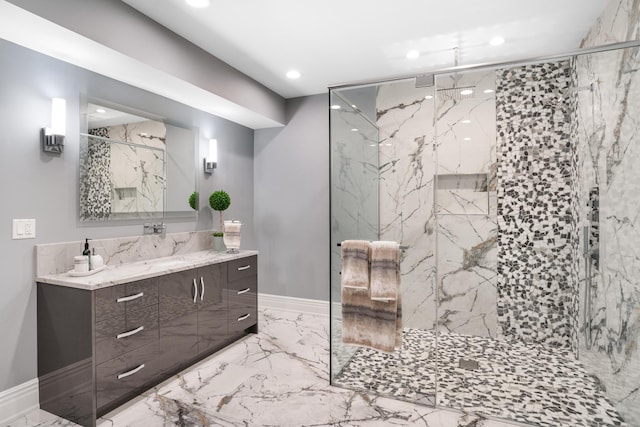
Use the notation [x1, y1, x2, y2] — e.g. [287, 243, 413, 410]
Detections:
[123, 0, 610, 99]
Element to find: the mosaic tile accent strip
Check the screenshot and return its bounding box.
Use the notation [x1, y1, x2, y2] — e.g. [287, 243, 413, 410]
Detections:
[334, 329, 626, 427]
[79, 128, 112, 220]
[495, 61, 578, 350]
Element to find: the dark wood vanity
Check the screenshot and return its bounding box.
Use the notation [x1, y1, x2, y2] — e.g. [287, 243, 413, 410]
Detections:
[37, 254, 257, 427]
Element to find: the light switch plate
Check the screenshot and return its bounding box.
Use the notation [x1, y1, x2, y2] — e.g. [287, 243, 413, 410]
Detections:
[12, 219, 36, 239]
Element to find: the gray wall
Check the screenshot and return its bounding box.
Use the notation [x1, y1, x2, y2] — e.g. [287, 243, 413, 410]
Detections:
[254, 95, 330, 301]
[0, 38, 254, 392]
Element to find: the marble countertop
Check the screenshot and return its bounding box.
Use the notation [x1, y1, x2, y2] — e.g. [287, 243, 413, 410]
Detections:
[36, 250, 258, 290]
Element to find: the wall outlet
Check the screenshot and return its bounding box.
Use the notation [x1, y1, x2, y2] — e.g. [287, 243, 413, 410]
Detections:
[12, 219, 36, 239]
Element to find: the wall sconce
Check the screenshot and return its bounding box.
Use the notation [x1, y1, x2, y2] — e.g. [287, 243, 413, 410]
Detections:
[41, 98, 66, 154]
[204, 138, 217, 174]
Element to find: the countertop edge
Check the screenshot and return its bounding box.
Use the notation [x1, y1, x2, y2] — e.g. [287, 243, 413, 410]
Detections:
[36, 250, 258, 290]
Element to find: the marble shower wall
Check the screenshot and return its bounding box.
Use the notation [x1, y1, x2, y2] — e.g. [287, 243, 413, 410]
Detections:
[377, 81, 437, 329]
[435, 71, 498, 338]
[495, 61, 578, 350]
[574, 1, 640, 423]
[376, 72, 498, 337]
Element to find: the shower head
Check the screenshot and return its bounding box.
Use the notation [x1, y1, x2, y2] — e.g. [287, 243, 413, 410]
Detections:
[437, 86, 476, 101]
[415, 74, 435, 88]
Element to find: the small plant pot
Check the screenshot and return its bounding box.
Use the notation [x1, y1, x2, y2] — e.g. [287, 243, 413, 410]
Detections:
[213, 235, 226, 251]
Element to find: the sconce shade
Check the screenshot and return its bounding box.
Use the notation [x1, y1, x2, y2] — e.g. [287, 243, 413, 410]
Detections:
[204, 138, 217, 174]
[42, 97, 66, 154]
[51, 98, 66, 136]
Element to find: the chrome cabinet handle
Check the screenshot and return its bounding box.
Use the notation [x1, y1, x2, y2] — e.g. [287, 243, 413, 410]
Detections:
[200, 277, 205, 301]
[116, 325, 144, 340]
[117, 292, 144, 303]
[237, 313, 251, 321]
[192, 278, 198, 303]
[237, 265, 251, 271]
[237, 288, 251, 295]
[117, 363, 145, 380]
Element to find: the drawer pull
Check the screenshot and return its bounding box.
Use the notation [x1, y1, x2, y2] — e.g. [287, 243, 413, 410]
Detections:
[117, 363, 145, 380]
[117, 292, 144, 303]
[237, 287, 251, 295]
[237, 265, 251, 271]
[116, 325, 144, 340]
[192, 278, 198, 303]
[237, 313, 251, 321]
[200, 277, 205, 301]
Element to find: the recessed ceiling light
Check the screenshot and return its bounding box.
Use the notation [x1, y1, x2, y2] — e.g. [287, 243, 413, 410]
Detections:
[286, 70, 301, 79]
[351, 128, 359, 132]
[406, 50, 420, 59]
[351, 104, 357, 109]
[483, 89, 494, 94]
[489, 36, 505, 46]
[460, 89, 474, 95]
[385, 143, 392, 146]
[463, 137, 472, 141]
[462, 119, 471, 124]
[330, 105, 341, 110]
[424, 95, 433, 100]
[96, 108, 106, 113]
[185, 0, 210, 8]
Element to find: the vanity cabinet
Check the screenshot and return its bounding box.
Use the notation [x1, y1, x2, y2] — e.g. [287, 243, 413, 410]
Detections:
[157, 263, 227, 376]
[37, 254, 257, 427]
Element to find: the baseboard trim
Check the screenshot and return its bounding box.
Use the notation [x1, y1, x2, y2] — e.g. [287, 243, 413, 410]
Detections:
[0, 378, 39, 424]
[259, 293, 329, 317]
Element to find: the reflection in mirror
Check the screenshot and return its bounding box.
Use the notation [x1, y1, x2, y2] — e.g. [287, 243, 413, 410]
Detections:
[79, 102, 196, 221]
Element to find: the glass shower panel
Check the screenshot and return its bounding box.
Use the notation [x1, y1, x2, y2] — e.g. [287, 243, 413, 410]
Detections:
[329, 90, 380, 381]
[575, 46, 640, 425]
[433, 69, 499, 409]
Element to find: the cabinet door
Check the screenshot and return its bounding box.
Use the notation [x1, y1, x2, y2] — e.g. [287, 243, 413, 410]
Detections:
[158, 269, 198, 374]
[197, 263, 228, 354]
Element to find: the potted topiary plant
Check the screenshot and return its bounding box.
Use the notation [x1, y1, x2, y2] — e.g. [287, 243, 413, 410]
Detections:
[209, 190, 231, 250]
[188, 191, 198, 210]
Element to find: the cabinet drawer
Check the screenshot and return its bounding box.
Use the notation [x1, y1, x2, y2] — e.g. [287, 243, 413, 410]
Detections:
[96, 341, 160, 410]
[228, 276, 257, 335]
[228, 277, 257, 310]
[95, 278, 158, 322]
[228, 305, 257, 334]
[95, 304, 159, 365]
[227, 256, 257, 282]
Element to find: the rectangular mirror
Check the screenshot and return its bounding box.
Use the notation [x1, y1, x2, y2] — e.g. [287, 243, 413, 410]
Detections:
[79, 101, 197, 221]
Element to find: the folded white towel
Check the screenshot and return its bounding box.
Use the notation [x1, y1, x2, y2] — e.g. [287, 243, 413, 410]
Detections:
[223, 221, 242, 248]
[370, 241, 400, 301]
[341, 240, 370, 290]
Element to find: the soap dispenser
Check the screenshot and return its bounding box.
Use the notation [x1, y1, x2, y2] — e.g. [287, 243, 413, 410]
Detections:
[91, 248, 104, 270]
[83, 238, 92, 270]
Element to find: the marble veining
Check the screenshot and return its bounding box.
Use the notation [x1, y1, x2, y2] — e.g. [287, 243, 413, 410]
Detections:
[574, 10, 640, 422]
[36, 230, 217, 277]
[8, 309, 524, 427]
[36, 249, 257, 290]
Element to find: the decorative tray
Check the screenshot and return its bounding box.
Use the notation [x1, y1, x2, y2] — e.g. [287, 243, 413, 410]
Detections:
[67, 265, 107, 277]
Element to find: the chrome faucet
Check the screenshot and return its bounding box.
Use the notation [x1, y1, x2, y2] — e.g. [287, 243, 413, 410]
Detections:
[143, 222, 166, 235]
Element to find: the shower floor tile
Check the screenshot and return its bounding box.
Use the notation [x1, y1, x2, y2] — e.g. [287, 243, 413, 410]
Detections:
[333, 329, 626, 427]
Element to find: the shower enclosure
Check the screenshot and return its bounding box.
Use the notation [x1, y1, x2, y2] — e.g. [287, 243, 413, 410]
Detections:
[329, 43, 640, 426]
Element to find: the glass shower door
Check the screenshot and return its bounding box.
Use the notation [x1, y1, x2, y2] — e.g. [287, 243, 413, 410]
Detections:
[329, 90, 379, 381]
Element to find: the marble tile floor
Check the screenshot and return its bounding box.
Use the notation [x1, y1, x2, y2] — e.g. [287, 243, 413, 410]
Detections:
[334, 329, 626, 427]
[7, 308, 525, 427]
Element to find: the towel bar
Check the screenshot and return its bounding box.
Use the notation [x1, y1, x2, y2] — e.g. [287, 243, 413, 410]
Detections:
[336, 242, 408, 250]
